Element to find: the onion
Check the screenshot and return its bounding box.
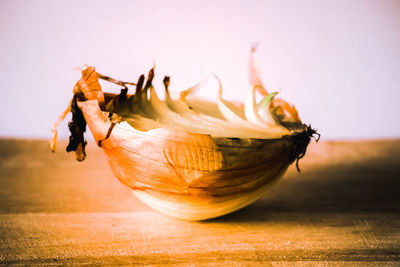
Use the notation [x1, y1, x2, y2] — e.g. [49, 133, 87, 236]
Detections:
[50, 49, 319, 220]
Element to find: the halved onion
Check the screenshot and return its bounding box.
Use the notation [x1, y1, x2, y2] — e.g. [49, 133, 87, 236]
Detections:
[50, 49, 319, 220]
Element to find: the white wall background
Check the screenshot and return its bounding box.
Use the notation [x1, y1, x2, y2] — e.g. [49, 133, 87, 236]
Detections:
[0, 0, 399, 140]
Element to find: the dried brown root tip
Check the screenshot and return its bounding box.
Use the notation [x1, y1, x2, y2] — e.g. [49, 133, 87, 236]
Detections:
[163, 76, 170, 92]
[121, 87, 128, 95]
[75, 142, 87, 161]
[97, 115, 120, 148]
[118, 87, 128, 103]
[135, 75, 145, 95]
[295, 150, 306, 172]
[310, 127, 321, 143]
[66, 95, 87, 161]
[285, 124, 320, 172]
[144, 68, 155, 89]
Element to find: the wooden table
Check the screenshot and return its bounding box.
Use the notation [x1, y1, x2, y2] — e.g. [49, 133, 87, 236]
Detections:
[0, 139, 399, 265]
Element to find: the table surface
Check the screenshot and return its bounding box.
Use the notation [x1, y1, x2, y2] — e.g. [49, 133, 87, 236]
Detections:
[0, 138, 399, 265]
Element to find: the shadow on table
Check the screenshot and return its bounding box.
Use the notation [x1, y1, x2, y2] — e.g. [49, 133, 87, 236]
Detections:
[210, 158, 400, 223]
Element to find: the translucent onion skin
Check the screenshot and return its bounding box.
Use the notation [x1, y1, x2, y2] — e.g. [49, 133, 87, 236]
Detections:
[78, 99, 310, 220]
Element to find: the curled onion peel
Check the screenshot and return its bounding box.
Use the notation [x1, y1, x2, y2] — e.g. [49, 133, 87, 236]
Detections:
[50, 50, 319, 220]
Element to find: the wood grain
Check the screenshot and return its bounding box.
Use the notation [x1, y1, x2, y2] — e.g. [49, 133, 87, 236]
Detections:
[0, 138, 399, 265]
